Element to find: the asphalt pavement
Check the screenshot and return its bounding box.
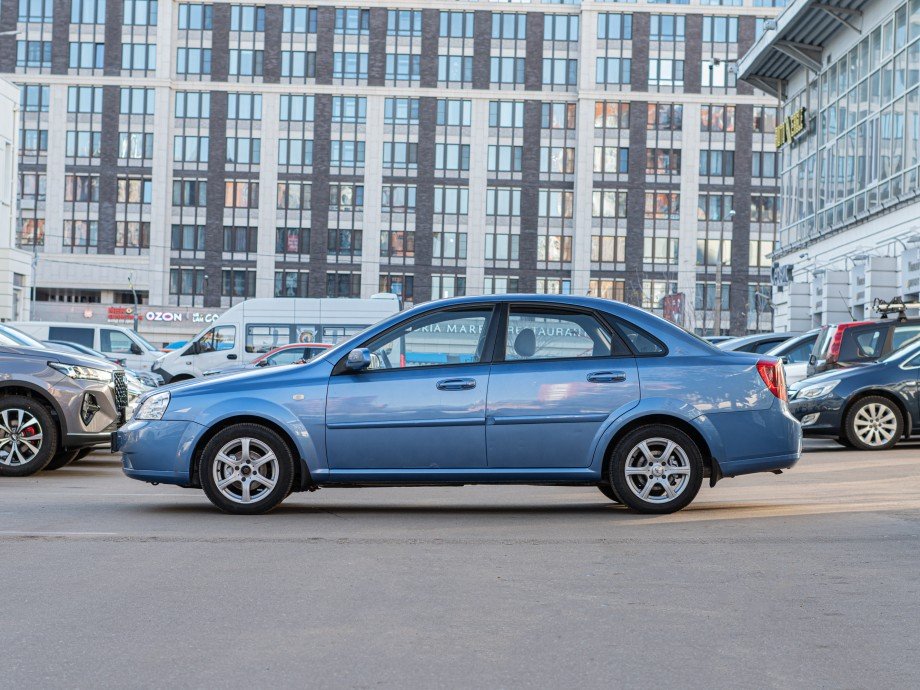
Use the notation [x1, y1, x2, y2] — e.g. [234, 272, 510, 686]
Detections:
[1, 439, 918, 689]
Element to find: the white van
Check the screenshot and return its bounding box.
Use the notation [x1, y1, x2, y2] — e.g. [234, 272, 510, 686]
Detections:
[152, 294, 401, 382]
[12, 321, 162, 372]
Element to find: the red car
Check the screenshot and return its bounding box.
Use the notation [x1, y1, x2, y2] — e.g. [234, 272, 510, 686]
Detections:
[203, 343, 331, 377]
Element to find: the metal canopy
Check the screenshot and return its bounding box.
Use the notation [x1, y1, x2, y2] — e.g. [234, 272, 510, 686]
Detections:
[737, 0, 869, 99]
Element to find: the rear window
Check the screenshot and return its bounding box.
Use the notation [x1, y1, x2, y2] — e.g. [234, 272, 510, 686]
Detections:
[48, 326, 94, 348]
[839, 325, 888, 362]
[783, 336, 817, 363]
[751, 338, 786, 354]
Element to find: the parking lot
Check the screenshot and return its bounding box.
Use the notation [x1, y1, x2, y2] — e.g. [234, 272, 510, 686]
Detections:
[1, 439, 919, 688]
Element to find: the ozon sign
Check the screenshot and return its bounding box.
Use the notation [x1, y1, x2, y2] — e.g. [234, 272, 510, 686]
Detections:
[144, 311, 220, 324]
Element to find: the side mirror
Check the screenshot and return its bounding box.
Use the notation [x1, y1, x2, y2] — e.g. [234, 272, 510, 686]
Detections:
[256, 359, 268, 367]
[345, 348, 371, 372]
[130, 343, 142, 355]
[780, 355, 790, 365]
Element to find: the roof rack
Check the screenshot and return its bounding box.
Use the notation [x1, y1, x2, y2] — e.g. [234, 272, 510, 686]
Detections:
[873, 297, 920, 321]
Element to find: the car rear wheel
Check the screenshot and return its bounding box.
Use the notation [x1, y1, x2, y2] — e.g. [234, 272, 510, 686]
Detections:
[0, 396, 58, 477]
[844, 396, 902, 451]
[608, 425, 703, 514]
[597, 483, 621, 503]
[44, 449, 81, 471]
[199, 424, 294, 515]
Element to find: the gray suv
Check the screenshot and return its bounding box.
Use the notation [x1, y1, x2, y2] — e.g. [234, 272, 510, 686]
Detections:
[0, 325, 127, 475]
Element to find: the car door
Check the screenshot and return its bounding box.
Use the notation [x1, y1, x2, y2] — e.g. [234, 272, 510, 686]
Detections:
[325, 305, 499, 471]
[485, 304, 639, 469]
[185, 325, 238, 376]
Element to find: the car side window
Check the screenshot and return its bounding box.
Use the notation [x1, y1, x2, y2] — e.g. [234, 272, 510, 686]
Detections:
[841, 326, 886, 361]
[48, 326, 94, 348]
[247, 324, 292, 353]
[199, 326, 236, 353]
[616, 320, 665, 355]
[363, 308, 493, 370]
[752, 339, 783, 354]
[505, 307, 623, 361]
[266, 349, 304, 366]
[101, 329, 134, 354]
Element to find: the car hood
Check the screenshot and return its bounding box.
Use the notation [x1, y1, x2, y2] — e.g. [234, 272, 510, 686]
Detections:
[0, 344, 121, 371]
[165, 357, 328, 396]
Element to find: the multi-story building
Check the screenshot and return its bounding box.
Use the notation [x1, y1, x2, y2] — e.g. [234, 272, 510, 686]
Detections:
[740, 0, 920, 331]
[0, 76, 30, 322]
[2, 0, 785, 336]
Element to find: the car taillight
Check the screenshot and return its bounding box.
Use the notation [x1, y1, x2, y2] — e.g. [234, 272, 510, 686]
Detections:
[826, 321, 873, 364]
[757, 359, 787, 401]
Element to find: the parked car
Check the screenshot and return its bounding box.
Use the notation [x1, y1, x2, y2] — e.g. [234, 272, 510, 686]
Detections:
[789, 339, 920, 450]
[704, 336, 734, 345]
[115, 295, 801, 515]
[203, 343, 332, 377]
[765, 330, 820, 385]
[717, 332, 800, 354]
[0, 325, 128, 475]
[12, 321, 161, 373]
[153, 294, 400, 383]
[45, 340, 163, 387]
[808, 318, 920, 376]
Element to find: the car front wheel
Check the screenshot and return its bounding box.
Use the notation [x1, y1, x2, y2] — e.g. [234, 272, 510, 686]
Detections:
[0, 396, 58, 476]
[844, 396, 902, 451]
[199, 424, 294, 514]
[597, 483, 621, 503]
[608, 425, 703, 514]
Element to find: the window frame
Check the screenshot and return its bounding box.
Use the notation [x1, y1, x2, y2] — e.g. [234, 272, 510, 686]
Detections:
[333, 304, 502, 375]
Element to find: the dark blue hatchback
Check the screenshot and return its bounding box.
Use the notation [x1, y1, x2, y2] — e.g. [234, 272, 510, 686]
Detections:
[789, 340, 920, 450]
[115, 295, 801, 515]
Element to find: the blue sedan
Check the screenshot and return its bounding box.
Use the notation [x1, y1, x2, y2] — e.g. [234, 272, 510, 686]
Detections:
[115, 296, 801, 515]
[789, 339, 920, 450]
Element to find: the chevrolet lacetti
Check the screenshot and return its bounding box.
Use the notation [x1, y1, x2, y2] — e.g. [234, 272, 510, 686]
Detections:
[114, 296, 802, 515]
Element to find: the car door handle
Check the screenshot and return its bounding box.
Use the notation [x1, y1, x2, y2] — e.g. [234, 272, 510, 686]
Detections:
[227, 354, 238, 360]
[587, 371, 627, 383]
[437, 378, 477, 391]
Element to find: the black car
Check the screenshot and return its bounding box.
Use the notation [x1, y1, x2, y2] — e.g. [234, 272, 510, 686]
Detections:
[789, 340, 920, 450]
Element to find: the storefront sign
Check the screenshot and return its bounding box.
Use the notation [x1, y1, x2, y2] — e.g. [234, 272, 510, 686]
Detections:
[775, 107, 807, 149]
[107, 306, 135, 322]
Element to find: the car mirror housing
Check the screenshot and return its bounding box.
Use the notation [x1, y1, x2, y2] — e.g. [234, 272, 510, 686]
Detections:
[345, 348, 371, 372]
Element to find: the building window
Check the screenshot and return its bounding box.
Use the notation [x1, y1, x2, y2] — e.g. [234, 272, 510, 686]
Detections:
[383, 143, 418, 169]
[223, 226, 258, 253]
[752, 152, 778, 178]
[489, 145, 523, 173]
[649, 59, 684, 87]
[230, 49, 264, 77]
[386, 54, 421, 82]
[283, 7, 316, 33]
[171, 224, 205, 251]
[598, 14, 632, 40]
[121, 43, 156, 71]
[116, 222, 150, 252]
[538, 190, 574, 219]
[225, 181, 259, 209]
[281, 51, 317, 78]
[543, 58, 578, 86]
[177, 3, 213, 30]
[594, 102, 630, 128]
[544, 15, 579, 41]
[439, 11, 474, 38]
[650, 15, 685, 40]
[490, 57, 525, 85]
[332, 97, 367, 123]
[69, 42, 104, 69]
[172, 180, 207, 206]
[124, 0, 157, 26]
[436, 99, 472, 126]
[592, 190, 628, 218]
[275, 272, 309, 298]
[65, 131, 101, 158]
[382, 185, 418, 212]
[435, 144, 470, 172]
[701, 105, 735, 132]
[63, 221, 99, 250]
[18, 40, 52, 68]
[169, 268, 206, 297]
[280, 95, 314, 121]
[492, 13, 526, 40]
[222, 270, 256, 298]
[329, 184, 363, 210]
[333, 52, 368, 80]
[326, 273, 361, 298]
[335, 8, 369, 34]
[596, 57, 631, 85]
[71, 0, 105, 24]
[21, 85, 50, 111]
[330, 140, 365, 167]
[119, 132, 154, 160]
[275, 227, 310, 255]
[697, 194, 734, 221]
[175, 92, 210, 118]
[226, 137, 261, 165]
[542, 103, 577, 129]
[21, 129, 48, 155]
[173, 135, 209, 163]
[431, 275, 466, 299]
[591, 235, 626, 263]
[699, 150, 735, 177]
[438, 55, 473, 84]
[702, 16, 738, 42]
[490, 101, 525, 128]
[120, 88, 155, 115]
[646, 148, 681, 175]
[648, 103, 683, 130]
[228, 93, 262, 120]
[176, 48, 212, 75]
[594, 146, 629, 174]
[385, 98, 420, 124]
[388, 9, 422, 36]
[64, 174, 99, 202]
[278, 140, 313, 167]
[230, 5, 265, 32]
[18, 0, 53, 22]
[117, 177, 153, 204]
[645, 192, 680, 220]
[542, 147, 576, 174]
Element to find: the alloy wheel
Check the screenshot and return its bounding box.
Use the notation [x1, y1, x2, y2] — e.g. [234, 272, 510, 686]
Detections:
[0, 409, 44, 467]
[623, 437, 692, 504]
[852, 402, 898, 447]
[211, 437, 279, 504]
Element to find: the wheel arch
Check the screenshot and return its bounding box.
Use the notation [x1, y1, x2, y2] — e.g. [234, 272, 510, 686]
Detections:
[189, 415, 314, 490]
[0, 382, 66, 439]
[600, 414, 719, 486]
[841, 390, 912, 440]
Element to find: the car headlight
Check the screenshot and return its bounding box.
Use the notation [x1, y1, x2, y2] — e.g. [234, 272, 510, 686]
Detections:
[795, 380, 840, 400]
[48, 362, 113, 383]
[135, 391, 170, 420]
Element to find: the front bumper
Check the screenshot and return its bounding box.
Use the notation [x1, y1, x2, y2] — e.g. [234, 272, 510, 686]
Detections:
[114, 418, 204, 486]
[56, 377, 126, 448]
[788, 394, 846, 435]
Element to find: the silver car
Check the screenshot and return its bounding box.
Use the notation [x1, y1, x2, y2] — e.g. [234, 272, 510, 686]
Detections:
[0, 325, 128, 475]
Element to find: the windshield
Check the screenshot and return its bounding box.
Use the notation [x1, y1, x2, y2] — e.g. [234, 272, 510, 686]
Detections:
[130, 331, 158, 352]
[0, 325, 45, 348]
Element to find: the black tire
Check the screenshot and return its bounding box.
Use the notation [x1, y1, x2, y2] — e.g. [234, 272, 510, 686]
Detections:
[608, 424, 704, 514]
[597, 483, 621, 503]
[44, 449, 81, 471]
[844, 396, 903, 451]
[835, 437, 855, 449]
[0, 396, 59, 477]
[199, 423, 294, 515]
[74, 447, 95, 461]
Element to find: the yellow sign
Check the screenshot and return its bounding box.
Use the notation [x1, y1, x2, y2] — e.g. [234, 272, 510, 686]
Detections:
[775, 107, 807, 149]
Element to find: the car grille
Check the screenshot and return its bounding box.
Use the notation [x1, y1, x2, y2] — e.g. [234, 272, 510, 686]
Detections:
[113, 371, 128, 412]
